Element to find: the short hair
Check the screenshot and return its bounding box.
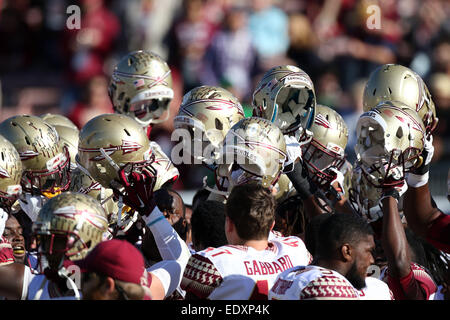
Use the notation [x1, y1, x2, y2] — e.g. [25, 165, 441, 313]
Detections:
[226, 182, 276, 241]
[315, 213, 374, 260]
[304, 212, 333, 257]
[192, 188, 211, 211]
[191, 200, 227, 249]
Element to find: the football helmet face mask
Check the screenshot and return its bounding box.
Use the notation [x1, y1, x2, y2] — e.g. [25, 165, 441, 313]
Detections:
[363, 64, 438, 136]
[0, 115, 71, 197]
[0, 134, 23, 211]
[355, 101, 426, 188]
[252, 65, 316, 142]
[212, 117, 287, 197]
[109, 50, 174, 126]
[77, 113, 155, 189]
[301, 105, 349, 188]
[348, 162, 383, 223]
[173, 85, 245, 164]
[53, 125, 79, 172]
[32, 192, 108, 271]
[40, 113, 78, 131]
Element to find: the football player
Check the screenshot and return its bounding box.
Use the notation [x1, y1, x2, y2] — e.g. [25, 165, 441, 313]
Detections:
[0, 192, 108, 299]
[181, 182, 312, 299]
[269, 213, 375, 300]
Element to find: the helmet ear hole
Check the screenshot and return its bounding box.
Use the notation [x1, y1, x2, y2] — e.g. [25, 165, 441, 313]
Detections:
[396, 126, 403, 139]
[215, 118, 223, 131]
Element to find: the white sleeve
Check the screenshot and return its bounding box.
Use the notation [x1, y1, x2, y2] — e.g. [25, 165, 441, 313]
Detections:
[148, 260, 185, 298]
[21, 265, 34, 300]
[142, 206, 191, 265]
[142, 206, 191, 298]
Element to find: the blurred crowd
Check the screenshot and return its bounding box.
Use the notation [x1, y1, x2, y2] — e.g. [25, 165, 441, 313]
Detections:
[0, 0, 449, 192]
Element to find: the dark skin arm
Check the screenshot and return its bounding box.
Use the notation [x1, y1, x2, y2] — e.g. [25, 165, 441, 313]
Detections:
[0, 263, 25, 300]
[403, 183, 442, 238]
[381, 196, 412, 279]
[381, 195, 426, 300]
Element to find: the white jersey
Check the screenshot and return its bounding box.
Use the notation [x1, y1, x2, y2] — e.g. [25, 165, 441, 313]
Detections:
[357, 276, 394, 300]
[181, 236, 312, 300]
[22, 266, 80, 300]
[269, 265, 360, 300]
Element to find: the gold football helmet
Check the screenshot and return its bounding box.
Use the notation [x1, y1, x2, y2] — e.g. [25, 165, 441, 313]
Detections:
[53, 125, 79, 172]
[0, 134, 23, 210]
[40, 113, 78, 130]
[32, 192, 108, 270]
[0, 115, 70, 196]
[214, 117, 287, 196]
[69, 167, 118, 223]
[301, 105, 349, 188]
[363, 64, 438, 135]
[173, 85, 245, 164]
[252, 65, 316, 141]
[77, 113, 155, 189]
[355, 101, 426, 187]
[109, 50, 174, 126]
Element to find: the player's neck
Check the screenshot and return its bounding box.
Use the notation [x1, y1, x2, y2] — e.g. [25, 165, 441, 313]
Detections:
[240, 239, 269, 251]
[315, 259, 347, 276]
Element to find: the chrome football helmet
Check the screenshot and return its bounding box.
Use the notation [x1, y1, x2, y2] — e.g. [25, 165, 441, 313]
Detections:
[0, 115, 71, 197]
[211, 117, 287, 198]
[173, 85, 245, 164]
[355, 101, 426, 188]
[109, 50, 174, 126]
[252, 65, 316, 142]
[301, 105, 348, 188]
[363, 64, 438, 136]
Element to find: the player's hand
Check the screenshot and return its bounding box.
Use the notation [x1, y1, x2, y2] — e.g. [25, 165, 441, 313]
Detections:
[112, 164, 157, 216]
[19, 194, 44, 222]
[283, 135, 302, 173]
[407, 135, 433, 187]
[413, 135, 434, 176]
[0, 208, 8, 238]
[380, 176, 408, 202]
[327, 167, 345, 195]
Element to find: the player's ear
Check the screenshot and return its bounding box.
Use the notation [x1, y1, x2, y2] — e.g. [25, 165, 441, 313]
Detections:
[340, 244, 352, 262]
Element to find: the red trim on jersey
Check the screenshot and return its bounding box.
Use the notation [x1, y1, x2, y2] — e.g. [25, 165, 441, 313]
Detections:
[426, 211, 450, 254]
[386, 263, 437, 300]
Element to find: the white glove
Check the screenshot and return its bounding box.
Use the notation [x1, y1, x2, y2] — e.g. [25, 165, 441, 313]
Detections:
[422, 135, 434, 167]
[406, 135, 434, 187]
[19, 194, 44, 222]
[283, 135, 302, 173]
[0, 208, 8, 238]
[328, 167, 345, 195]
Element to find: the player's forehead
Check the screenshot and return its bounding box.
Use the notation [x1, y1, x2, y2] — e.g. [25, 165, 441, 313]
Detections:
[5, 216, 21, 229]
[357, 234, 375, 250]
